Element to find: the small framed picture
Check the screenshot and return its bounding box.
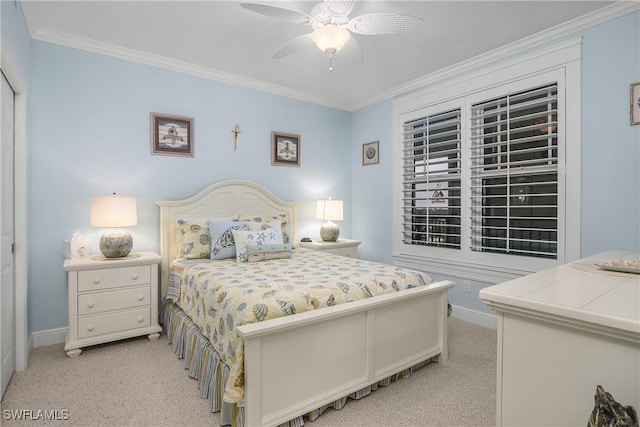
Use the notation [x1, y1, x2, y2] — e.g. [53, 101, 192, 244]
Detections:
[362, 141, 379, 166]
[151, 113, 194, 157]
[271, 132, 300, 167]
[631, 82, 640, 126]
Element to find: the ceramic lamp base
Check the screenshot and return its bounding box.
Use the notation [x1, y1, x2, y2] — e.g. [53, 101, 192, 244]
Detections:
[320, 221, 340, 242]
[99, 230, 133, 258]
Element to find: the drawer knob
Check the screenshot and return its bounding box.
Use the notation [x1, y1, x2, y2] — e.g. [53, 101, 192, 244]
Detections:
[137, 316, 144, 323]
[92, 278, 101, 284]
[132, 274, 139, 281]
[87, 325, 95, 332]
[137, 295, 144, 302]
[87, 302, 95, 309]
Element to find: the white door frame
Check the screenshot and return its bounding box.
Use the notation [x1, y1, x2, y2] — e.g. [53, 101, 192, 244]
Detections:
[1, 44, 29, 372]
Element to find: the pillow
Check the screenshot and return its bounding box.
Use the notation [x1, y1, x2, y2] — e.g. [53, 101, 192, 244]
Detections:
[246, 243, 293, 262]
[207, 220, 249, 260]
[231, 229, 283, 262]
[176, 219, 211, 259]
[248, 220, 283, 241]
[238, 214, 291, 244]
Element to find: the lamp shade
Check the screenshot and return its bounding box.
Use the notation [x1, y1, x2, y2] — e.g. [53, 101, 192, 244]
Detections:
[90, 194, 138, 228]
[316, 199, 343, 221]
[311, 25, 351, 53]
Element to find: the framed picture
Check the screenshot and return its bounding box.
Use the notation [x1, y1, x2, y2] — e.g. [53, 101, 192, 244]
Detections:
[362, 141, 379, 165]
[631, 82, 640, 126]
[151, 113, 194, 157]
[271, 132, 300, 167]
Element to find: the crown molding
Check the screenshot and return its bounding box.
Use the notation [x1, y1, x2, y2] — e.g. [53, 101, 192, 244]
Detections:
[348, 0, 640, 111]
[26, 27, 351, 111]
[19, 0, 40, 39]
[19, 0, 638, 112]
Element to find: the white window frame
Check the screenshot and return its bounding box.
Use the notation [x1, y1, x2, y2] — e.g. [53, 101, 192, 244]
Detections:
[392, 38, 581, 283]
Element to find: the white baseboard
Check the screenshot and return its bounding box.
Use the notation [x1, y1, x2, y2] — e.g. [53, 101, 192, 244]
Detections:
[450, 305, 497, 329]
[30, 327, 67, 348]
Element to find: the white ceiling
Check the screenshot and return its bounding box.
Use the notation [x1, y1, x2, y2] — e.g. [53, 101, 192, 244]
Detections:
[22, 1, 619, 110]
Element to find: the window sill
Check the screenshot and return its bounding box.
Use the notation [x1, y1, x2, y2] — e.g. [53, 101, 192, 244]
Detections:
[392, 253, 538, 284]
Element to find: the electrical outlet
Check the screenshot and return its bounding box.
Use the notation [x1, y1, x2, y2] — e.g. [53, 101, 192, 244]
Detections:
[463, 281, 471, 293]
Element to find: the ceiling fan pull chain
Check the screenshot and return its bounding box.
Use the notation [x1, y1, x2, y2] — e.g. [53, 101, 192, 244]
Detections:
[328, 52, 334, 71]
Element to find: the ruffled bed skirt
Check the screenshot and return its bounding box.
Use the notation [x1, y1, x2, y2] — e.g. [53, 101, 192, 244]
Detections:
[161, 299, 437, 427]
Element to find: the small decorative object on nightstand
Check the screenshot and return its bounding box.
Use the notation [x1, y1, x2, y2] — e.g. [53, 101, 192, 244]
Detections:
[63, 251, 162, 357]
[299, 238, 361, 259]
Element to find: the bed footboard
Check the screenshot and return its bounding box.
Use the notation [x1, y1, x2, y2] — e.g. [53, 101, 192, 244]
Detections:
[238, 279, 454, 427]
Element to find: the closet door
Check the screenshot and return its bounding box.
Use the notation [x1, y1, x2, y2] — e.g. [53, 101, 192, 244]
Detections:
[1, 71, 16, 398]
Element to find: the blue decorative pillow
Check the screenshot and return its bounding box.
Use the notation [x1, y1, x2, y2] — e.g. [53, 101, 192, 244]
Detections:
[207, 220, 249, 260]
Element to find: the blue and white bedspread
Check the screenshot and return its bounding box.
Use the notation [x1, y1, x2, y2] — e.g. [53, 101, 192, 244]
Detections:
[168, 248, 433, 404]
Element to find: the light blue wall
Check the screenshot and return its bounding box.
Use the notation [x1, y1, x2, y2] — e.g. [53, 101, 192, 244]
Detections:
[581, 11, 640, 253]
[350, 101, 393, 263]
[350, 11, 640, 315]
[28, 41, 352, 332]
[6, 2, 640, 333]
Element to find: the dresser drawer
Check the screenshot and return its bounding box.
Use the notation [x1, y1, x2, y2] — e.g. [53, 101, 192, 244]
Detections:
[77, 286, 151, 316]
[77, 307, 151, 339]
[78, 265, 150, 292]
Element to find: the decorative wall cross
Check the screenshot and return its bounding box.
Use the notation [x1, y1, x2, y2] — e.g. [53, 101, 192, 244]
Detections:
[231, 124, 241, 151]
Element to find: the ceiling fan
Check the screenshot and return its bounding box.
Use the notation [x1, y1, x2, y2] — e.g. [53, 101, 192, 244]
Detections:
[240, 0, 424, 71]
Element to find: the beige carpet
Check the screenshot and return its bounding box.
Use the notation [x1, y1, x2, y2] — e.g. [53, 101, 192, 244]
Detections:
[1, 318, 496, 427]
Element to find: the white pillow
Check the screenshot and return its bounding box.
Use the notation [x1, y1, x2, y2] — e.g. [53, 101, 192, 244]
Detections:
[207, 220, 249, 260]
[231, 229, 283, 262]
[247, 220, 283, 240]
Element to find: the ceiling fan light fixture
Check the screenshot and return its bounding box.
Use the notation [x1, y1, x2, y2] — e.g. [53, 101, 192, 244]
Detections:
[311, 24, 351, 53]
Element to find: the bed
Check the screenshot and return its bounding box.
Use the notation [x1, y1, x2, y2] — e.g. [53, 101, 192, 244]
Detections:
[156, 180, 454, 427]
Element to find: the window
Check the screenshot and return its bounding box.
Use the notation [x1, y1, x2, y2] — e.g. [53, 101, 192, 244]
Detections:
[393, 39, 581, 282]
[469, 83, 558, 259]
[402, 108, 461, 249]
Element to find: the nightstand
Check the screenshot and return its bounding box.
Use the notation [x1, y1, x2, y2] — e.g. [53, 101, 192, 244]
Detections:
[299, 239, 361, 258]
[63, 251, 162, 357]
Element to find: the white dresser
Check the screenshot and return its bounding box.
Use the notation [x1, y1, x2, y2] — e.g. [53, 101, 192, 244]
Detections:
[299, 239, 361, 258]
[63, 251, 162, 357]
[480, 250, 640, 426]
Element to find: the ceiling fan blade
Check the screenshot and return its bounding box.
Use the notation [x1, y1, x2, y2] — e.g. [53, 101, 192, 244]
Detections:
[240, 2, 313, 25]
[272, 34, 315, 59]
[323, 0, 355, 18]
[347, 13, 424, 35]
[336, 37, 363, 64]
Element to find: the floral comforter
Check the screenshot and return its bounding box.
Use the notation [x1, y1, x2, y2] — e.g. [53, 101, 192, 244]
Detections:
[169, 248, 433, 404]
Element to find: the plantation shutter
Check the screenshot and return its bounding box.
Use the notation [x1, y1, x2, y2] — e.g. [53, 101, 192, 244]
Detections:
[401, 109, 462, 249]
[469, 83, 558, 259]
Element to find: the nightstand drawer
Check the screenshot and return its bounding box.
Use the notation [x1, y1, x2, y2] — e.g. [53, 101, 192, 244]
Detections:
[78, 265, 150, 292]
[325, 247, 358, 258]
[77, 286, 151, 316]
[78, 307, 151, 339]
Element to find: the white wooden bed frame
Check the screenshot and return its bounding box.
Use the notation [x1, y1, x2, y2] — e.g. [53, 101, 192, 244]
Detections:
[157, 180, 454, 427]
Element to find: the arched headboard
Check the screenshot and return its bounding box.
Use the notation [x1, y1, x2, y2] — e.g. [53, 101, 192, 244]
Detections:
[156, 180, 299, 297]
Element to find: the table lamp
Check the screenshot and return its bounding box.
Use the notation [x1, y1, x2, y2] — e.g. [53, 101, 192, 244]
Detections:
[90, 194, 138, 258]
[316, 199, 343, 242]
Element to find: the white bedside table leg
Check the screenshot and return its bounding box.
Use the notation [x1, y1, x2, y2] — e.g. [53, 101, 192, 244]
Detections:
[147, 333, 160, 341]
[66, 348, 82, 358]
